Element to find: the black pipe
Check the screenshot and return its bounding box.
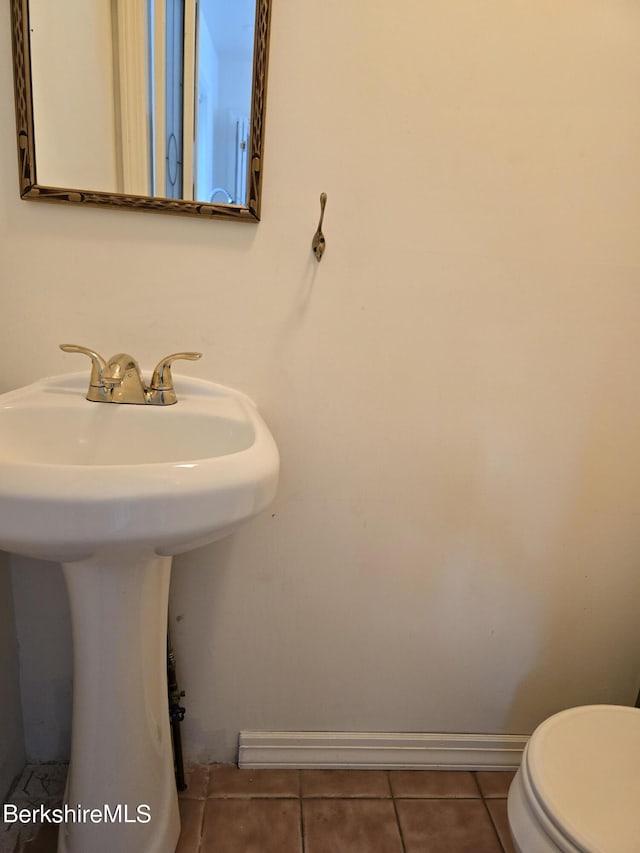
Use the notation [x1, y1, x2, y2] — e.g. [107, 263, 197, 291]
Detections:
[167, 632, 187, 791]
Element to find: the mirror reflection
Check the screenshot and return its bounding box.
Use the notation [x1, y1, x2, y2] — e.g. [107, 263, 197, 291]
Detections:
[28, 0, 256, 205]
[11, 0, 270, 220]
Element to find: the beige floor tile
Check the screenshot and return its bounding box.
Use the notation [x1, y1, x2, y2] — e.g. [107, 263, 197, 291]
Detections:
[303, 799, 403, 853]
[396, 799, 503, 853]
[180, 764, 211, 800]
[201, 798, 301, 853]
[301, 770, 391, 798]
[485, 799, 517, 853]
[389, 770, 481, 798]
[475, 770, 516, 798]
[208, 766, 300, 798]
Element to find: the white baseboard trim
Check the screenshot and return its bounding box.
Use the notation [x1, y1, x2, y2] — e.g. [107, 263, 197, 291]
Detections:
[238, 731, 528, 770]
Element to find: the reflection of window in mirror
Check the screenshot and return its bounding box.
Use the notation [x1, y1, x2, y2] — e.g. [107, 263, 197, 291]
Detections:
[162, 0, 186, 199]
[29, 0, 256, 205]
[193, 0, 254, 205]
[143, 0, 255, 204]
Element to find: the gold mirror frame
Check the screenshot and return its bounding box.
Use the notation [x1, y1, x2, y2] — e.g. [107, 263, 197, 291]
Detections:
[9, 0, 271, 222]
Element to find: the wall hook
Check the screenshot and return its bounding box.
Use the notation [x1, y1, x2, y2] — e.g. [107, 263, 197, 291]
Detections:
[312, 192, 327, 262]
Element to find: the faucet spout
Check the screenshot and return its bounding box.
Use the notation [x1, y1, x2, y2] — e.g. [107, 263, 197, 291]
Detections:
[102, 353, 138, 384]
[102, 353, 147, 403]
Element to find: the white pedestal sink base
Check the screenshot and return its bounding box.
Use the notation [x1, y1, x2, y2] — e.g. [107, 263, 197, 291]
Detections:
[0, 372, 280, 852]
[58, 554, 180, 853]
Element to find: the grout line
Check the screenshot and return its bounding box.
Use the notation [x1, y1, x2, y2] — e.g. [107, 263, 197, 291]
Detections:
[481, 797, 507, 853]
[302, 796, 395, 800]
[297, 771, 305, 853]
[195, 796, 207, 853]
[207, 794, 495, 800]
[388, 772, 408, 853]
[471, 770, 484, 797]
[194, 764, 211, 853]
[299, 796, 305, 853]
[391, 796, 485, 801]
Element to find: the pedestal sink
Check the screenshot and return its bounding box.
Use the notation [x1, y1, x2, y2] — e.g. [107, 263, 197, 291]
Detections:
[0, 372, 279, 853]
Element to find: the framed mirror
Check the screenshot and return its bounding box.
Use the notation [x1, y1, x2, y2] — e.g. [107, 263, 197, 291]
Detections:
[10, 0, 271, 221]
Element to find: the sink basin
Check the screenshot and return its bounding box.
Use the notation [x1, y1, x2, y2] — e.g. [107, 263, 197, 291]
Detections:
[0, 371, 279, 853]
[0, 371, 279, 562]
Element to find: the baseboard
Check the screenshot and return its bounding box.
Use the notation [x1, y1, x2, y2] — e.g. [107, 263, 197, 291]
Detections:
[238, 731, 528, 770]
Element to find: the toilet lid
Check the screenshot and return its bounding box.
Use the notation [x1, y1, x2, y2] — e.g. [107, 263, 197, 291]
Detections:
[525, 705, 640, 853]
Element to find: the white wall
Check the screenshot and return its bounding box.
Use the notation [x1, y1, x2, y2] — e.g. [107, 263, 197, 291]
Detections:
[9, 559, 72, 763]
[0, 553, 25, 797]
[2, 0, 640, 764]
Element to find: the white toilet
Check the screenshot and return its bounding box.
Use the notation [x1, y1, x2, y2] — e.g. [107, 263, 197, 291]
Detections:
[507, 704, 640, 852]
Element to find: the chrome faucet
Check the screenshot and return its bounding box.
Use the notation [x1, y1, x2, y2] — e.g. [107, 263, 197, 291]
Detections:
[60, 345, 202, 405]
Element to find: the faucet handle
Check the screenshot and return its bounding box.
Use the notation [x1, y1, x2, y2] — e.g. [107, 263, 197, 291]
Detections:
[150, 352, 202, 404]
[60, 344, 106, 387]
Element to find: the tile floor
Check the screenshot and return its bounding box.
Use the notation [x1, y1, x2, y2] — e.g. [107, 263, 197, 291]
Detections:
[0, 765, 68, 853]
[10, 765, 517, 853]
